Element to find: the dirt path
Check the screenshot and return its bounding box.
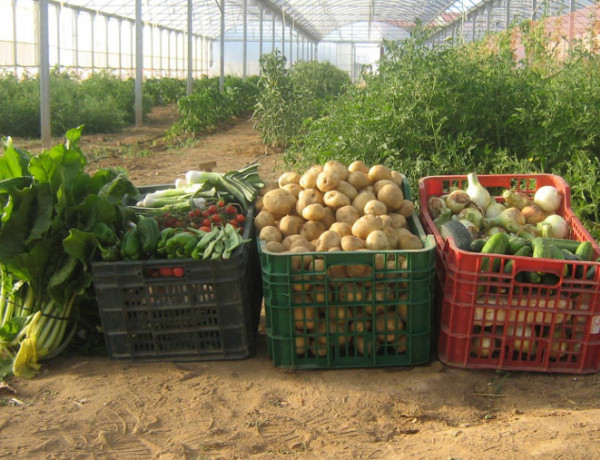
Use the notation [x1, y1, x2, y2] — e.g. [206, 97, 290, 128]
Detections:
[2, 106, 600, 459]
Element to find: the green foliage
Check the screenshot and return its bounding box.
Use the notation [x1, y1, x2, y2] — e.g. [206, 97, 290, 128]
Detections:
[0, 70, 153, 137]
[254, 51, 350, 147]
[143, 77, 187, 105]
[168, 76, 259, 137]
[283, 22, 600, 238]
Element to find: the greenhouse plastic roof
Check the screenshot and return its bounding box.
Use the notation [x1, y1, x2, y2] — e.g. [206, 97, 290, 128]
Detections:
[49, 0, 600, 43]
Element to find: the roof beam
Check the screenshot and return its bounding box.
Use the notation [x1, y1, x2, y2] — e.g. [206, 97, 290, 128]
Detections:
[254, 0, 321, 41]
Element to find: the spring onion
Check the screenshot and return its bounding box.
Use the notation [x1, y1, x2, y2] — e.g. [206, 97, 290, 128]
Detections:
[466, 172, 491, 209]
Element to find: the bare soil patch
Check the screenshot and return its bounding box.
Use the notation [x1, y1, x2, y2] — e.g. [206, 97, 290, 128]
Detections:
[2, 105, 600, 459]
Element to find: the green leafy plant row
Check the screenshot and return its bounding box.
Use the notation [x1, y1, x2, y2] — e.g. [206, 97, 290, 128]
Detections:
[0, 70, 154, 137]
[253, 52, 351, 147]
[168, 76, 259, 137]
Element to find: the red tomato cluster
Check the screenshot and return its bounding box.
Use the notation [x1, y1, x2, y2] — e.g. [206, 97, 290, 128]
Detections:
[155, 200, 246, 233]
[147, 266, 185, 278]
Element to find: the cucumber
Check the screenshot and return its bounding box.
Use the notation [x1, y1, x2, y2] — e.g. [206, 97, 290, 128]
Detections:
[503, 245, 533, 274]
[507, 236, 528, 255]
[575, 241, 595, 261]
[480, 233, 510, 272]
[538, 238, 581, 253]
[470, 238, 487, 252]
[440, 219, 473, 250]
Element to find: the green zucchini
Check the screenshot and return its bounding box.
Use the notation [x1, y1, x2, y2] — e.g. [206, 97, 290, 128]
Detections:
[440, 219, 473, 250]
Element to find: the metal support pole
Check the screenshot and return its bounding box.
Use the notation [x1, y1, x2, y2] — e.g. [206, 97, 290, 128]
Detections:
[272, 14, 275, 51]
[56, 4, 61, 70]
[506, 0, 511, 29]
[243, 0, 247, 78]
[39, 0, 51, 147]
[135, 0, 143, 127]
[259, 8, 263, 71]
[487, 6, 491, 33]
[290, 20, 293, 65]
[105, 16, 109, 70]
[281, 11, 285, 58]
[472, 11, 477, 42]
[187, 0, 193, 95]
[569, 0, 575, 50]
[91, 13, 95, 71]
[118, 19, 123, 77]
[74, 10, 79, 69]
[220, 0, 225, 92]
[12, 0, 18, 77]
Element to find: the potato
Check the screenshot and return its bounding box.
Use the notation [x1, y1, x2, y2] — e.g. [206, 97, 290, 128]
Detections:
[375, 316, 404, 343]
[373, 180, 398, 194]
[398, 233, 424, 250]
[326, 264, 347, 279]
[317, 320, 348, 346]
[388, 213, 407, 229]
[290, 238, 315, 252]
[323, 190, 351, 210]
[296, 188, 323, 215]
[348, 160, 369, 174]
[311, 284, 329, 303]
[300, 220, 326, 241]
[381, 226, 398, 249]
[299, 166, 322, 189]
[365, 229, 390, 250]
[290, 246, 313, 271]
[335, 181, 358, 201]
[330, 222, 353, 238]
[341, 235, 365, 251]
[391, 171, 404, 187]
[259, 225, 283, 243]
[337, 283, 363, 302]
[263, 188, 297, 217]
[295, 336, 308, 355]
[255, 196, 264, 212]
[278, 171, 301, 188]
[321, 207, 336, 229]
[397, 199, 415, 217]
[264, 241, 286, 253]
[368, 164, 392, 183]
[352, 190, 377, 215]
[255, 210, 276, 230]
[335, 205, 360, 226]
[316, 171, 340, 192]
[377, 184, 404, 210]
[279, 215, 305, 237]
[259, 181, 278, 196]
[323, 160, 349, 181]
[281, 182, 303, 198]
[345, 264, 372, 278]
[315, 230, 342, 252]
[363, 199, 387, 216]
[352, 214, 384, 239]
[301, 203, 325, 221]
[380, 215, 392, 228]
[282, 234, 306, 249]
[395, 227, 413, 241]
[294, 306, 317, 330]
[347, 171, 372, 191]
[308, 258, 326, 278]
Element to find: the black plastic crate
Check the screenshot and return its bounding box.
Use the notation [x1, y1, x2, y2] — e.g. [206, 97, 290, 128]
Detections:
[91, 202, 262, 362]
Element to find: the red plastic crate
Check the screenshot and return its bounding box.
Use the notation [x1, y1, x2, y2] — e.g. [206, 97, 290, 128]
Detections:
[419, 173, 600, 373]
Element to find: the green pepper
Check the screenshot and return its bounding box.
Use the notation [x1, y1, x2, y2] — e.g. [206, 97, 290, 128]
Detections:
[165, 232, 198, 258]
[120, 227, 142, 260]
[99, 243, 121, 261]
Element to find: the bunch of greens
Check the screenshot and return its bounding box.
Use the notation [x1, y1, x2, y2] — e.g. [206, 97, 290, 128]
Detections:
[0, 127, 137, 378]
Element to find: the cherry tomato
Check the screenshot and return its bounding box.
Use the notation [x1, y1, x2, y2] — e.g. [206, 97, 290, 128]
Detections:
[159, 267, 174, 277]
[225, 205, 237, 214]
[229, 219, 238, 226]
[199, 226, 212, 232]
[188, 211, 195, 219]
[236, 214, 246, 223]
[217, 200, 226, 208]
[208, 204, 218, 214]
[172, 267, 185, 277]
[211, 214, 222, 224]
[194, 208, 202, 217]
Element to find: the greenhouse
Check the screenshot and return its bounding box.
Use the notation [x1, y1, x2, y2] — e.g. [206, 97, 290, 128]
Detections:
[2, 0, 600, 458]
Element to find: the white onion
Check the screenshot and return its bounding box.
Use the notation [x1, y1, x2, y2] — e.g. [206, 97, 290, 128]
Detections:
[484, 201, 506, 219]
[534, 185, 563, 213]
[537, 214, 569, 239]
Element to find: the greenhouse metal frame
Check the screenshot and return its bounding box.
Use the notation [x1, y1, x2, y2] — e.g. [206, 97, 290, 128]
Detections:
[0, 0, 598, 147]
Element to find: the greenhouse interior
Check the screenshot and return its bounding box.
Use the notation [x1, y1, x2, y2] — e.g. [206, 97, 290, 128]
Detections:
[2, 1, 600, 458]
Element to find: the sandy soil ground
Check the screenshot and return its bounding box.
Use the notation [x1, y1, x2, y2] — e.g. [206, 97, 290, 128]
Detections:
[1, 105, 600, 459]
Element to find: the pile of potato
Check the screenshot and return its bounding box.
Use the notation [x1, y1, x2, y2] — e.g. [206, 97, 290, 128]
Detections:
[256, 160, 424, 359]
[256, 160, 424, 253]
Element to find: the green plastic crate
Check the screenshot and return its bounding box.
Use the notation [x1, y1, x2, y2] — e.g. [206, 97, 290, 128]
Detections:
[259, 213, 436, 369]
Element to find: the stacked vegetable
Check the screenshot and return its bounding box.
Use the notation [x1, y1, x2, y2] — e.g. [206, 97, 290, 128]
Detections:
[429, 172, 597, 282]
[100, 164, 263, 263]
[425, 173, 600, 363]
[257, 160, 427, 358]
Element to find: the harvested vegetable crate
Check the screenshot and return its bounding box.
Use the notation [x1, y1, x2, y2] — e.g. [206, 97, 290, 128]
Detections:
[91, 203, 262, 362]
[259, 213, 436, 369]
[419, 173, 600, 373]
